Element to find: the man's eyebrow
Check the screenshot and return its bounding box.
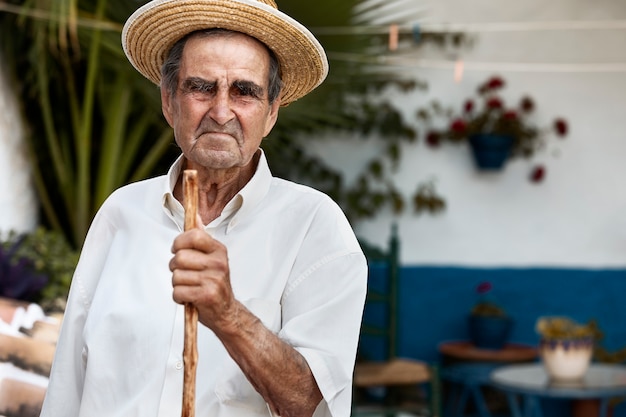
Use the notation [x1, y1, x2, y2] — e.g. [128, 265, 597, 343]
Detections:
[180, 77, 215, 92]
[232, 80, 264, 98]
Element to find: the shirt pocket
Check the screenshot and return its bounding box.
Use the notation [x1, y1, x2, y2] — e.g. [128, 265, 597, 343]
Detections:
[214, 298, 281, 414]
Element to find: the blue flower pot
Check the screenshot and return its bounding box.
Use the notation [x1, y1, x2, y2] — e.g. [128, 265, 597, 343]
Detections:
[468, 133, 514, 170]
[468, 314, 513, 350]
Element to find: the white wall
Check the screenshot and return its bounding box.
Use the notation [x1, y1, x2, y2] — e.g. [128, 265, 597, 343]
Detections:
[0, 60, 38, 234]
[310, 0, 626, 268]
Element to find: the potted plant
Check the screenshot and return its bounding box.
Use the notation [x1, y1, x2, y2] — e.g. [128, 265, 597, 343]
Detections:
[419, 75, 569, 181]
[1, 228, 79, 313]
[536, 316, 595, 381]
[0, 237, 48, 302]
[468, 281, 513, 350]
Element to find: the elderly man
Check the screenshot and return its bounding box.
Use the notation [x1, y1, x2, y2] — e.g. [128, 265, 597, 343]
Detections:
[40, 1, 367, 417]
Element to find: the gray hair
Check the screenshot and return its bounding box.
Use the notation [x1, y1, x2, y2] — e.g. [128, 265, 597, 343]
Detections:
[161, 29, 283, 104]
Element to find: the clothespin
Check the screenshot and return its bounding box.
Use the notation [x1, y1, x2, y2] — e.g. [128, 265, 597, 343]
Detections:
[454, 58, 464, 83]
[412, 24, 421, 44]
[389, 24, 399, 51]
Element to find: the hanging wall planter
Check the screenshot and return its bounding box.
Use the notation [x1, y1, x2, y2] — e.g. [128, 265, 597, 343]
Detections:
[421, 76, 570, 181]
[468, 133, 514, 170]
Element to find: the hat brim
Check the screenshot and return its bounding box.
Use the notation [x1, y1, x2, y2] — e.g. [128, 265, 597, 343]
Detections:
[122, 0, 328, 105]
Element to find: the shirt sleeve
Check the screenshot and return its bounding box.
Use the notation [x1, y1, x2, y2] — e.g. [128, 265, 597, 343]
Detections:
[278, 203, 368, 417]
[40, 209, 116, 416]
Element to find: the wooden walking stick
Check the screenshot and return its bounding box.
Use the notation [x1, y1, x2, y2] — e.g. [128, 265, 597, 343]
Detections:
[182, 169, 199, 417]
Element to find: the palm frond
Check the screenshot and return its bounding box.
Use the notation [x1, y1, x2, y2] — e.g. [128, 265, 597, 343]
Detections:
[0, 0, 172, 247]
[352, 0, 427, 26]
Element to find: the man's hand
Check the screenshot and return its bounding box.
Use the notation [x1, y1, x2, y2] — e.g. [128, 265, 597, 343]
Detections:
[169, 228, 236, 333]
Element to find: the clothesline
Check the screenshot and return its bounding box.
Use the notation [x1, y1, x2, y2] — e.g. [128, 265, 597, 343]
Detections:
[328, 52, 626, 73]
[2, 3, 624, 35]
[312, 19, 626, 36]
[402, 59, 626, 73]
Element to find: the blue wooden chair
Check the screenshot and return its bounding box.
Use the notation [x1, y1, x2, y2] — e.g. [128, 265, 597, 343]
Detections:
[352, 224, 441, 417]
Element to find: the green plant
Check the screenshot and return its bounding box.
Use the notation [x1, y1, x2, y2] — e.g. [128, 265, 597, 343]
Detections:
[535, 316, 595, 341]
[264, 0, 458, 220]
[1, 228, 79, 310]
[0, 0, 457, 249]
[419, 75, 569, 182]
[0, 235, 47, 301]
[590, 322, 626, 364]
[0, 0, 175, 248]
[470, 281, 507, 317]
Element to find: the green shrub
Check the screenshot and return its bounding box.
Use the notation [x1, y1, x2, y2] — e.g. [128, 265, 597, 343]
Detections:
[1, 227, 79, 311]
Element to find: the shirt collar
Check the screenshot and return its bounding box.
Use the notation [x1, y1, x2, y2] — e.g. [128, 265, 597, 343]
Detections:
[162, 150, 272, 233]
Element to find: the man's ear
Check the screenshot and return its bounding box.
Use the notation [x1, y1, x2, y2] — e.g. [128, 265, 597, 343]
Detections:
[263, 99, 281, 137]
[161, 86, 174, 127]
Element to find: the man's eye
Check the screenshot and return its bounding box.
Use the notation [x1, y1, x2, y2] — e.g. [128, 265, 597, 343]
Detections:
[235, 85, 253, 96]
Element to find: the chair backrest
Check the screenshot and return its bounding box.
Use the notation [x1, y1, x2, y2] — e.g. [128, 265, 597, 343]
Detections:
[358, 223, 400, 360]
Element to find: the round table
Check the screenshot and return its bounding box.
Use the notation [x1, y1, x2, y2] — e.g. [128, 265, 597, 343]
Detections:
[438, 341, 538, 416]
[491, 363, 626, 417]
[439, 340, 538, 364]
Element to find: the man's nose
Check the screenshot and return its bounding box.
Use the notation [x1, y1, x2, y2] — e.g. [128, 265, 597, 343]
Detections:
[207, 90, 235, 125]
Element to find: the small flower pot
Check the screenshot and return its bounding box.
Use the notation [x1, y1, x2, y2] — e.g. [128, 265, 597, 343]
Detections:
[540, 338, 593, 381]
[468, 133, 514, 170]
[468, 314, 513, 350]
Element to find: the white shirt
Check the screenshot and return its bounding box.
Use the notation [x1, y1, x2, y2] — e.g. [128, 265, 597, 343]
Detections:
[40, 151, 367, 417]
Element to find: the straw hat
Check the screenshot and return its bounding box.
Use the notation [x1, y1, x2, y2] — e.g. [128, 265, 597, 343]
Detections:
[122, 0, 329, 105]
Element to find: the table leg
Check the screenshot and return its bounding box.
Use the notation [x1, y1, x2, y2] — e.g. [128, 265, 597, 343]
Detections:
[469, 384, 492, 417]
[455, 383, 469, 416]
[505, 393, 523, 417]
[599, 398, 609, 417]
[444, 382, 460, 417]
[502, 393, 544, 417]
[522, 395, 543, 417]
[443, 381, 469, 417]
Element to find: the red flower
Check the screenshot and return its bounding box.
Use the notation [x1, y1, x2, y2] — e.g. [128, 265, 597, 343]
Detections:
[476, 281, 492, 294]
[486, 97, 503, 110]
[450, 118, 467, 134]
[554, 118, 568, 136]
[487, 76, 505, 90]
[520, 96, 535, 113]
[503, 110, 517, 121]
[464, 99, 474, 113]
[425, 131, 441, 147]
[530, 165, 546, 183]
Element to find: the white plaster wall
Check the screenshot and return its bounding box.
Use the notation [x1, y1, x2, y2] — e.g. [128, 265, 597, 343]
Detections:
[309, 0, 626, 268]
[0, 59, 38, 234]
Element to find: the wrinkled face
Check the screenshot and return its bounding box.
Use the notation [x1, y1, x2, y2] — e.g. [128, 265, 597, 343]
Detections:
[161, 32, 280, 170]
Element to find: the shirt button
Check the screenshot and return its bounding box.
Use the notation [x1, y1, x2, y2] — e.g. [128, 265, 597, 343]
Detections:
[175, 361, 183, 370]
